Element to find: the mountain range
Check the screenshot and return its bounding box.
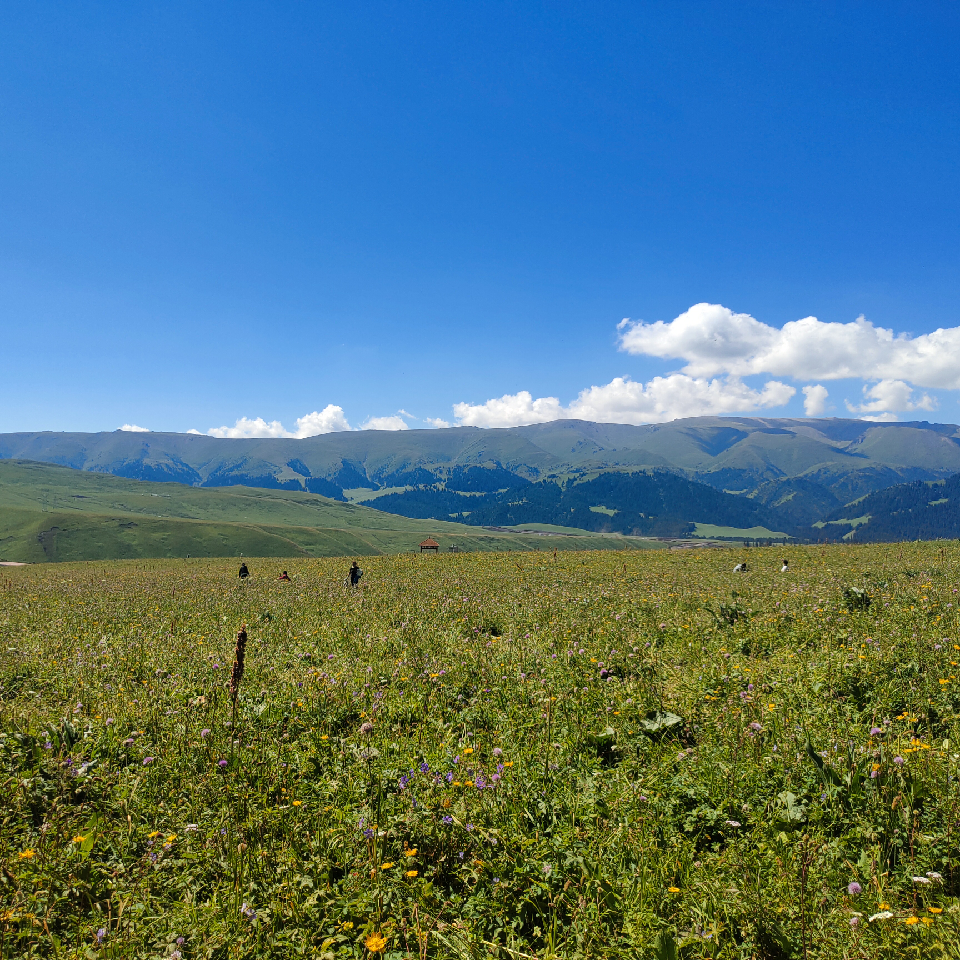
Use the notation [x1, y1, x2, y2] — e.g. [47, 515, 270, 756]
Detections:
[3, 417, 960, 541]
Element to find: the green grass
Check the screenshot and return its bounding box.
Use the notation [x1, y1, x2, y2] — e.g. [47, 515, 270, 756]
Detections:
[692, 523, 792, 540]
[0, 460, 661, 562]
[3, 543, 960, 957]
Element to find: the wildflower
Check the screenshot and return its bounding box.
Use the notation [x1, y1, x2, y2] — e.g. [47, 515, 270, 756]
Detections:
[870, 727, 882, 735]
[217, 759, 228, 768]
[143, 756, 154, 765]
[365, 932, 388, 954]
[725, 820, 741, 828]
[18, 849, 35, 860]
[405, 848, 417, 857]
[72, 835, 86, 843]
[927, 871, 943, 881]
[903, 916, 920, 925]
[848, 882, 862, 896]
[913, 876, 931, 884]
[492, 747, 503, 756]
[406, 869, 418, 877]
[667, 886, 680, 893]
[240, 902, 256, 921]
[96, 928, 107, 944]
[359, 721, 374, 736]
[442, 815, 453, 824]
[292, 800, 302, 806]
[894, 756, 905, 765]
[201, 729, 210, 738]
[749, 722, 762, 731]
[869, 911, 893, 922]
[929, 907, 943, 914]
[380, 862, 394, 869]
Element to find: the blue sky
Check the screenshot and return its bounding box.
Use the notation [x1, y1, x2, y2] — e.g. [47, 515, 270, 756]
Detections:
[2, 2, 960, 435]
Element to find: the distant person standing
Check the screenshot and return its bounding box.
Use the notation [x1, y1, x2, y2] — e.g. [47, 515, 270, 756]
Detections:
[780, 559, 789, 573]
[278, 570, 291, 582]
[238, 561, 249, 579]
[349, 561, 363, 587]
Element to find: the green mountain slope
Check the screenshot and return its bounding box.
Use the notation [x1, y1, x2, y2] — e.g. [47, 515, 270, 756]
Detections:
[820, 472, 960, 543]
[3, 418, 958, 519]
[0, 460, 659, 562]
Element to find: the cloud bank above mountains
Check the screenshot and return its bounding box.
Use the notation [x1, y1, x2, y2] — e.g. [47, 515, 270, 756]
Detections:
[147, 303, 954, 437]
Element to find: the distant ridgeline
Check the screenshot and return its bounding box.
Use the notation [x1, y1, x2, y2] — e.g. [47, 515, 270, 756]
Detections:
[3, 416, 960, 540]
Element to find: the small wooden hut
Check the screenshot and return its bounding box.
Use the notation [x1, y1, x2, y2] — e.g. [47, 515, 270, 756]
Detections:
[419, 538, 440, 553]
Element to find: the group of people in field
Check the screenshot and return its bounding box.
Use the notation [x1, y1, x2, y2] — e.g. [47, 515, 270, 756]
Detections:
[236, 559, 363, 586]
[733, 558, 789, 573]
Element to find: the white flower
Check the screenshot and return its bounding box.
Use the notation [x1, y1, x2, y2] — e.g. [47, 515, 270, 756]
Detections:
[869, 911, 893, 922]
[913, 876, 931, 884]
[927, 871, 943, 881]
[725, 820, 742, 827]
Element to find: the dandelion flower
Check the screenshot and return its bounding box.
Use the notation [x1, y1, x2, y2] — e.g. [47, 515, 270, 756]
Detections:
[667, 886, 680, 893]
[365, 932, 388, 953]
[929, 907, 943, 914]
[903, 916, 920, 925]
[72, 835, 86, 843]
[292, 800, 302, 806]
[406, 869, 418, 877]
[380, 862, 394, 870]
[18, 849, 35, 860]
[405, 848, 417, 857]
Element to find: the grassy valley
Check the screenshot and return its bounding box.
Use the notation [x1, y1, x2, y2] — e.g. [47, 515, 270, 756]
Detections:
[0, 461, 659, 563]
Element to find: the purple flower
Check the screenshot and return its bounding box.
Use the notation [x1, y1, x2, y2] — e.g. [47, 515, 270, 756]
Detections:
[143, 756, 154, 765]
[123, 738, 135, 746]
[96, 928, 107, 944]
[201, 728, 210, 738]
[218, 759, 228, 768]
[870, 727, 882, 736]
[419, 761, 430, 774]
[894, 756, 905, 766]
[847, 881, 862, 896]
[442, 815, 453, 824]
[492, 747, 503, 756]
[749, 722, 762, 731]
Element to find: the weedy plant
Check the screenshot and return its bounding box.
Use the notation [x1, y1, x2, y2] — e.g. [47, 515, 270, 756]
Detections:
[1, 544, 960, 958]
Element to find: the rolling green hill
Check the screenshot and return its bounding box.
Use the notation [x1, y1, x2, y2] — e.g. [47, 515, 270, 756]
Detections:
[0, 460, 660, 562]
[819, 471, 960, 543]
[3, 418, 959, 532]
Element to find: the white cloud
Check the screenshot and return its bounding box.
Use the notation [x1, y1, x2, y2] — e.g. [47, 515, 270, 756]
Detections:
[186, 428, 203, 435]
[802, 384, 830, 416]
[119, 423, 150, 432]
[619, 302, 960, 389]
[452, 375, 795, 428]
[425, 417, 452, 428]
[206, 404, 353, 439]
[845, 379, 937, 418]
[293, 406, 352, 436]
[362, 415, 409, 431]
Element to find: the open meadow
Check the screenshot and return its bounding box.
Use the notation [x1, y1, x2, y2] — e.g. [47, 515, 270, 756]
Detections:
[2, 544, 960, 958]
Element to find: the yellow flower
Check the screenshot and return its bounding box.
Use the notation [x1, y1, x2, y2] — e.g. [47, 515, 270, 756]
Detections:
[147, 831, 161, 839]
[365, 932, 388, 953]
[406, 869, 418, 877]
[72, 835, 86, 844]
[405, 848, 417, 857]
[903, 916, 920, 925]
[18, 849, 35, 860]
[463, 747, 474, 755]
[341, 921, 354, 930]
[380, 862, 394, 870]
[929, 907, 943, 914]
[292, 800, 302, 806]
[321, 735, 329, 741]
[668, 886, 680, 893]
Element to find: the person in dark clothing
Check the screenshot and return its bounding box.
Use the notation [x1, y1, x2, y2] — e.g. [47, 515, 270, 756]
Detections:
[349, 561, 363, 587]
[278, 570, 291, 582]
[238, 562, 249, 579]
